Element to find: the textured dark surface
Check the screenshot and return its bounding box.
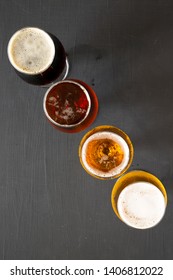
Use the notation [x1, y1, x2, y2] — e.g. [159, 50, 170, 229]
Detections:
[0, 0, 173, 260]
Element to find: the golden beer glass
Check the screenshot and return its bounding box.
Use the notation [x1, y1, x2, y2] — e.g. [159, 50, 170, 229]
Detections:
[79, 125, 134, 179]
[111, 170, 167, 229]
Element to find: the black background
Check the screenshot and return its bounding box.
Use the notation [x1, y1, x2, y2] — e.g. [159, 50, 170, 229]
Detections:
[0, 0, 173, 260]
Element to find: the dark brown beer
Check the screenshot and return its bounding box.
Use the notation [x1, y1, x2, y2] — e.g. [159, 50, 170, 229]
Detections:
[7, 27, 67, 86]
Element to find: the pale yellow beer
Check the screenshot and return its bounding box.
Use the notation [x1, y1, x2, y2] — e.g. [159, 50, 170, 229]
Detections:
[79, 125, 134, 179]
[111, 170, 167, 229]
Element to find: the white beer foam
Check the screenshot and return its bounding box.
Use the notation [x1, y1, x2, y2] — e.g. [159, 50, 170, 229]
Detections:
[117, 182, 166, 229]
[81, 131, 130, 178]
[8, 27, 55, 74]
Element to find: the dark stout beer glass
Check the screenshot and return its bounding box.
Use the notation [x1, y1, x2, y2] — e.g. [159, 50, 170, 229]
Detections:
[7, 27, 69, 86]
[43, 79, 98, 133]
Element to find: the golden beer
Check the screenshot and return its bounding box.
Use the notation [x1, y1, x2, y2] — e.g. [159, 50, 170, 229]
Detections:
[79, 125, 134, 179]
[111, 170, 167, 229]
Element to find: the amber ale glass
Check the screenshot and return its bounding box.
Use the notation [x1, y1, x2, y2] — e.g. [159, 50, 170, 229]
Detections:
[79, 125, 134, 179]
[43, 79, 98, 133]
[7, 27, 69, 86]
[111, 170, 167, 229]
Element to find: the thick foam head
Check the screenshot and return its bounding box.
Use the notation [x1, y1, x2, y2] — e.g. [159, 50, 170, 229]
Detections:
[81, 131, 130, 178]
[7, 27, 55, 74]
[117, 182, 166, 229]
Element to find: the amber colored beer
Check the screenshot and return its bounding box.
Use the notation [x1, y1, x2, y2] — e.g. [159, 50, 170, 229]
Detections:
[43, 79, 99, 133]
[111, 170, 167, 229]
[86, 138, 124, 172]
[7, 27, 67, 86]
[79, 125, 134, 179]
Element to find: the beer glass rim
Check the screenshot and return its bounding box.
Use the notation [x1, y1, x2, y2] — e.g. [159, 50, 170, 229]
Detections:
[79, 125, 134, 180]
[43, 79, 91, 128]
[7, 26, 55, 75]
[111, 169, 167, 229]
